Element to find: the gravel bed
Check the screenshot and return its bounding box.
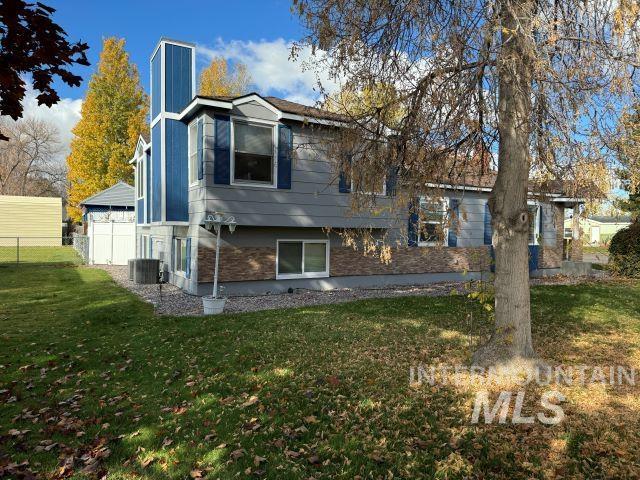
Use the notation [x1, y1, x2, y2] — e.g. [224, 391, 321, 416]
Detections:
[91, 265, 608, 316]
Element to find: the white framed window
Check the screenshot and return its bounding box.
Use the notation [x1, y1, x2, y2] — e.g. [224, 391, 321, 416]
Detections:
[188, 116, 203, 185]
[136, 157, 144, 199]
[528, 203, 541, 245]
[276, 240, 329, 279]
[174, 237, 188, 274]
[418, 197, 448, 246]
[231, 119, 277, 187]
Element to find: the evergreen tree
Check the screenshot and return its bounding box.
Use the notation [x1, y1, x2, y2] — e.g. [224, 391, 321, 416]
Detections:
[66, 37, 147, 221]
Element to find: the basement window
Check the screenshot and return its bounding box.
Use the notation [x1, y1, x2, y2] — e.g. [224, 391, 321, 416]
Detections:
[174, 238, 188, 274]
[276, 240, 329, 279]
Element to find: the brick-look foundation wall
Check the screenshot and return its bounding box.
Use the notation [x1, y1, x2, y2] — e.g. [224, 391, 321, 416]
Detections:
[198, 247, 276, 283]
[330, 246, 491, 276]
[539, 204, 564, 269]
[198, 245, 492, 283]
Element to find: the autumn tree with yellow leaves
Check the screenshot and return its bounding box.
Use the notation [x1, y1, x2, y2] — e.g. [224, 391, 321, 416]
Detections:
[66, 38, 147, 222]
[199, 57, 251, 97]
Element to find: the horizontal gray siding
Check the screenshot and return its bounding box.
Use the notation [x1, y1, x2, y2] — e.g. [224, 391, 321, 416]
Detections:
[196, 114, 397, 228]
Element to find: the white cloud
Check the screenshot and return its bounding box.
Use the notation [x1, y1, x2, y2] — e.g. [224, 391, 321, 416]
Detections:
[21, 83, 82, 161]
[196, 38, 340, 106]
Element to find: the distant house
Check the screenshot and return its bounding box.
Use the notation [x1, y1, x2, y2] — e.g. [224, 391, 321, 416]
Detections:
[0, 195, 62, 246]
[565, 214, 633, 245]
[80, 182, 135, 265]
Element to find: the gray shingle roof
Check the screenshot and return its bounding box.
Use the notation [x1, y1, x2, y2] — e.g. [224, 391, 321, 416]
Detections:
[588, 215, 632, 224]
[80, 181, 135, 208]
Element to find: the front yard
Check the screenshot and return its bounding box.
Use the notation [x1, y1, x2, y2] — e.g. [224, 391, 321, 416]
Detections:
[1, 264, 639, 479]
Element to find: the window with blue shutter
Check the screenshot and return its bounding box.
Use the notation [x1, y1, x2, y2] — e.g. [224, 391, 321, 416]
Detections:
[385, 166, 398, 196]
[484, 201, 492, 245]
[338, 155, 352, 193]
[447, 198, 459, 247]
[214, 115, 231, 184]
[277, 124, 292, 189]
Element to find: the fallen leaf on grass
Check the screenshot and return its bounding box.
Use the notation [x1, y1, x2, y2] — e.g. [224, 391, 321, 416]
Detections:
[242, 395, 259, 407]
[230, 449, 245, 460]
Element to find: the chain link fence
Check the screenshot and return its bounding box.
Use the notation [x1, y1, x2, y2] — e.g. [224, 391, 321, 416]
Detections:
[0, 235, 89, 264]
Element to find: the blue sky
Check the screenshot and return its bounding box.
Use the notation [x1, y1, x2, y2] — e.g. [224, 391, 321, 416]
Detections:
[47, 0, 306, 98]
[25, 1, 335, 157]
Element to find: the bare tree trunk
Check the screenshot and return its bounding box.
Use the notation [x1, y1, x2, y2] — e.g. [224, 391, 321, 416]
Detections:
[472, 0, 536, 367]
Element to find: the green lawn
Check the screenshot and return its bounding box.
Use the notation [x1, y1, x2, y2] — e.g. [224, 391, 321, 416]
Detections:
[1, 265, 639, 479]
[583, 245, 609, 256]
[0, 246, 82, 264]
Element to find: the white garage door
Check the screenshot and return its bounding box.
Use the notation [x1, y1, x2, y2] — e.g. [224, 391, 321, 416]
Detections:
[90, 221, 135, 265]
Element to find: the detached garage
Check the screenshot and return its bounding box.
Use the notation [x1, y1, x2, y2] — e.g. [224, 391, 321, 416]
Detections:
[80, 182, 135, 265]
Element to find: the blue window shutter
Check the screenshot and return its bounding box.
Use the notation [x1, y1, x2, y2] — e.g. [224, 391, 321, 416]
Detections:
[483, 201, 492, 245]
[408, 199, 419, 246]
[186, 238, 192, 278]
[213, 115, 231, 184]
[338, 155, 352, 193]
[385, 166, 398, 196]
[149, 237, 153, 258]
[197, 118, 204, 180]
[448, 198, 459, 247]
[277, 124, 292, 189]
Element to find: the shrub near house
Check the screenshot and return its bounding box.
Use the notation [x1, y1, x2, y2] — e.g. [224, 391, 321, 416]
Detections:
[609, 222, 640, 277]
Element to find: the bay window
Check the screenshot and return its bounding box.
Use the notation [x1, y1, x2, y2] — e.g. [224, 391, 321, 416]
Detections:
[277, 240, 329, 279]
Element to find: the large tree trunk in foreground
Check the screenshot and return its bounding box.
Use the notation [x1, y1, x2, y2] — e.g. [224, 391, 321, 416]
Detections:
[472, 0, 536, 367]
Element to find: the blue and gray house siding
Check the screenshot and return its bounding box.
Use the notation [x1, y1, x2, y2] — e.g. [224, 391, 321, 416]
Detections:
[133, 38, 577, 296]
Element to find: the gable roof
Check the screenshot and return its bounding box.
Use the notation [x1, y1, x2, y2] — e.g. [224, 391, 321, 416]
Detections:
[179, 92, 347, 124]
[80, 181, 135, 208]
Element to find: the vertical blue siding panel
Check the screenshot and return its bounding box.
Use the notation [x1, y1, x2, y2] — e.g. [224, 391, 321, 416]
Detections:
[164, 44, 192, 114]
[151, 50, 161, 120]
[447, 198, 459, 247]
[165, 119, 189, 221]
[151, 123, 162, 222]
[214, 115, 231, 184]
[277, 124, 292, 189]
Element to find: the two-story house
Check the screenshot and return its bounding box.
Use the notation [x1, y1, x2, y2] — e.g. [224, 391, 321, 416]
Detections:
[132, 38, 585, 296]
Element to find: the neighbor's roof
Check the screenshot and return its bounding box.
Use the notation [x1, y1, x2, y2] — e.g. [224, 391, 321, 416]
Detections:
[80, 181, 135, 208]
[588, 215, 633, 224]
